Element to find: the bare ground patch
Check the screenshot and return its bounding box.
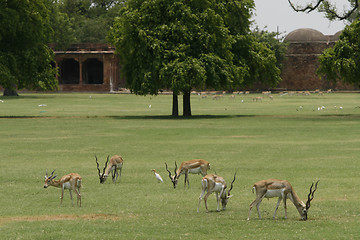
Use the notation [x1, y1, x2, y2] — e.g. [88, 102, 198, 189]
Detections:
[0, 213, 134, 225]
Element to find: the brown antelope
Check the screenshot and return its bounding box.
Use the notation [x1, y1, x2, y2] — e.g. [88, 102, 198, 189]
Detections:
[197, 173, 236, 213]
[95, 155, 124, 184]
[247, 179, 319, 220]
[165, 159, 210, 188]
[43, 170, 82, 207]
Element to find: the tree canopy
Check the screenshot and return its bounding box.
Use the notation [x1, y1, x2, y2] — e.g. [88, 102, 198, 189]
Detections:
[0, 0, 57, 96]
[108, 0, 281, 116]
[317, 20, 360, 86]
[50, 0, 123, 49]
[0, 0, 124, 95]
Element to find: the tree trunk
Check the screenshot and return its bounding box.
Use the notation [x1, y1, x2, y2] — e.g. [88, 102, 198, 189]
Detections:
[172, 92, 179, 117]
[183, 91, 191, 117]
[3, 88, 19, 96]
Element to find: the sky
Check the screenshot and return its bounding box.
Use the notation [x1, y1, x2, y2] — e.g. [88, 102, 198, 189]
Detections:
[252, 0, 349, 37]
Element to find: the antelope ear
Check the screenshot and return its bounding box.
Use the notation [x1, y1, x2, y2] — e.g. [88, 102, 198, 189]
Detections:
[227, 195, 233, 199]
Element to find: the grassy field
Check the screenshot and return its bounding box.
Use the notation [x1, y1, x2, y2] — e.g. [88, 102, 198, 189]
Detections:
[0, 92, 359, 239]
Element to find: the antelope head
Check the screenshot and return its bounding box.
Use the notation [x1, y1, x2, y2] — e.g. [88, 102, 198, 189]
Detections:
[301, 180, 319, 220]
[44, 169, 57, 188]
[165, 162, 178, 188]
[95, 155, 109, 184]
[220, 173, 236, 210]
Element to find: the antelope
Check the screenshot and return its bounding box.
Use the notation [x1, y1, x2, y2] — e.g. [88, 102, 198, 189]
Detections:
[197, 173, 236, 213]
[43, 170, 82, 207]
[212, 95, 223, 100]
[165, 159, 210, 188]
[247, 179, 319, 221]
[95, 155, 124, 184]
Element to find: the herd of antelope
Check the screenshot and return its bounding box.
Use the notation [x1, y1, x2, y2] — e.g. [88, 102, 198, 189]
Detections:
[43, 156, 319, 221]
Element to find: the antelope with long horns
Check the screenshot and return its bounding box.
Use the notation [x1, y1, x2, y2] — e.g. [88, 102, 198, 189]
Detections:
[95, 155, 124, 184]
[197, 173, 236, 213]
[247, 179, 319, 220]
[43, 170, 82, 207]
[165, 159, 210, 188]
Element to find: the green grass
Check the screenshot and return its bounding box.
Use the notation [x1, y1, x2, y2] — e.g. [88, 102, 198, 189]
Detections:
[0, 92, 359, 239]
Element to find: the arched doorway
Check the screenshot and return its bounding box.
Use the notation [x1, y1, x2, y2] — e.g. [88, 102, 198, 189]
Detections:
[83, 58, 103, 84]
[59, 58, 80, 84]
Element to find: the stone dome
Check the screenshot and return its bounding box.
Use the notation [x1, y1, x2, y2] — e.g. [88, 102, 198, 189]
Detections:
[333, 30, 343, 40]
[284, 28, 326, 42]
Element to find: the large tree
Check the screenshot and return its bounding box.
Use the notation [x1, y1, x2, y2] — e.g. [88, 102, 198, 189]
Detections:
[317, 20, 360, 87]
[0, 0, 57, 96]
[108, 0, 281, 116]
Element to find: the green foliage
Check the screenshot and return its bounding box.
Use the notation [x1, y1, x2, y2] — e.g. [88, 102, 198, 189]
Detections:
[52, 0, 123, 45]
[252, 27, 288, 71]
[47, 1, 76, 50]
[233, 34, 282, 89]
[345, 0, 360, 23]
[237, 28, 287, 89]
[0, 93, 360, 239]
[317, 0, 359, 22]
[0, 0, 57, 94]
[108, 0, 243, 95]
[291, 0, 359, 22]
[317, 20, 360, 85]
[108, 0, 281, 115]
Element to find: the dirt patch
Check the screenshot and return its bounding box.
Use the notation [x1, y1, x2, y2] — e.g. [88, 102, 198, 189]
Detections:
[0, 213, 131, 225]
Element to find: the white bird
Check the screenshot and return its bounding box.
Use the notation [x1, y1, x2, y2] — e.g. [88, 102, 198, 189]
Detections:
[152, 169, 163, 183]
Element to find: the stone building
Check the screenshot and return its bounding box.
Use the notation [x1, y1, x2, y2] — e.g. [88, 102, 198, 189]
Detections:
[279, 28, 358, 91]
[53, 29, 358, 92]
[54, 43, 125, 92]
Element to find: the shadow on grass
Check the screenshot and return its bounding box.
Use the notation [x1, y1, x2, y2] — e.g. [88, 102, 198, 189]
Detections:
[1, 114, 360, 120]
[0, 94, 58, 100]
[0, 114, 254, 120]
[108, 114, 255, 120]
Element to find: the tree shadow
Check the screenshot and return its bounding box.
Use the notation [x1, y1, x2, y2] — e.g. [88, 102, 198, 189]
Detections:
[108, 114, 256, 120]
[0, 114, 255, 120]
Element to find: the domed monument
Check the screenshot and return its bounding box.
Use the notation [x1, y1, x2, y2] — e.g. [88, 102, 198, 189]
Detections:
[279, 28, 357, 91]
[284, 28, 326, 42]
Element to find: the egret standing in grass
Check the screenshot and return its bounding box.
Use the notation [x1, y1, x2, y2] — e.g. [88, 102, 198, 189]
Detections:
[152, 169, 163, 183]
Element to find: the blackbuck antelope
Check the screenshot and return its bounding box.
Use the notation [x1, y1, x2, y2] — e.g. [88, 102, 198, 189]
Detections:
[43, 170, 82, 207]
[247, 179, 319, 220]
[95, 155, 124, 184]
[197, 173, 236, 213]
[165, 159, 210, 188]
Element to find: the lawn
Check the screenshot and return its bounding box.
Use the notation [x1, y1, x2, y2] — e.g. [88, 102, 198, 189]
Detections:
[0, 92, 359, 239]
